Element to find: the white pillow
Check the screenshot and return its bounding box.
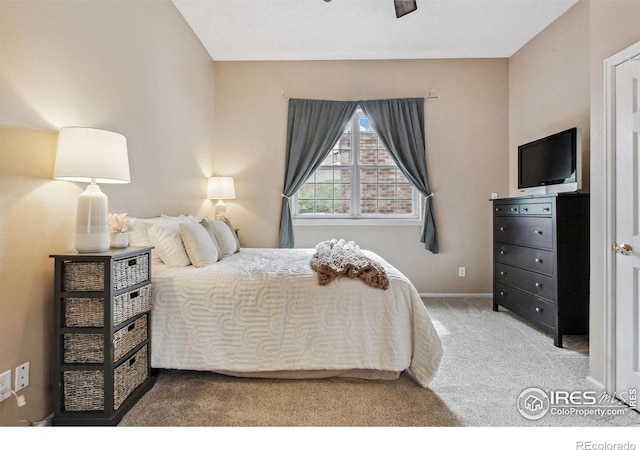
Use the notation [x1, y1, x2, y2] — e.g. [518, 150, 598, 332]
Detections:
[147, 221, 191, 267]
[209, 220, 239, 257]
[219, 217, 241, 251]
[179, 222, 219, 267]
[199, 220, 223, 261]
[127, 219, 152, 247]
[127, 218, 165, 264]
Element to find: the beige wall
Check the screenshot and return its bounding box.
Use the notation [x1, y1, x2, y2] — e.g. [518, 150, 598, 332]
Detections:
[214, 59, 509, 294]
[509, 1, 591, 197]
[0, 1, 216, 426]
[509, 0, 640, 387]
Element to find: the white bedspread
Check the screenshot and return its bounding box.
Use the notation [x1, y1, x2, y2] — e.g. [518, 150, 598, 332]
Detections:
[150, 248, 442, 387]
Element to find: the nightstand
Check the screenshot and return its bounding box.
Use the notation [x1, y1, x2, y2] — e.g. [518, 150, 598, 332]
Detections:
[50, 246, 155, 425]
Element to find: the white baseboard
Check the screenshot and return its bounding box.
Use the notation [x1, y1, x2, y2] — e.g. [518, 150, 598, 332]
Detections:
[419, 293, 492, 298]
[586, 376, 606, 392]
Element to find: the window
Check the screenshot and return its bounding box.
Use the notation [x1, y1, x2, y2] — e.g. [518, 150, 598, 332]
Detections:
[293, 108, 419, 221]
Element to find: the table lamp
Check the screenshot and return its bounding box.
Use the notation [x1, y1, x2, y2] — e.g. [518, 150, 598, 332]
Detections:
[54, 127, 130, 252]
[207, 176, 235, 217]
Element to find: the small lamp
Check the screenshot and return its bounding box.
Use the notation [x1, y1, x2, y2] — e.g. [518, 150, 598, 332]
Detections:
[207, 176, 235, 216]
[54, 127, 130, 253]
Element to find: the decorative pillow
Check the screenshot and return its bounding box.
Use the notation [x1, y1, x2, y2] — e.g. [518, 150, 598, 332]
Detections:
[147, 221, 191, 268]
[128, 219, 152, 247]
[218, 217, 241, 251]
[179, 222, 219, 267]
[208, 220, 239, 257]
[127, 218, 164, 264]
[199, 220, 223, 260]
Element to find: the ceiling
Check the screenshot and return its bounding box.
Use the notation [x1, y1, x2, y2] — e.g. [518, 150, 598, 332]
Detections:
[172, 0, 579, 61]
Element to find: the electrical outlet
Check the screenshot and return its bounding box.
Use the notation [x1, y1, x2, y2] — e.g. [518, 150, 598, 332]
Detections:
[15, 362, 29, 392]
[458, 267, 466, 277]
[0, 370, 10, 402]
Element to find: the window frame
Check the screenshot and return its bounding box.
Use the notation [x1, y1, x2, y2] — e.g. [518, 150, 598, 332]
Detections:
[292, 108, 421, 225]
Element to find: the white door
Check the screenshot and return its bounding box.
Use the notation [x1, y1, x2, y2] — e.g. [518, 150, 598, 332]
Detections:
[614, 56, 640, 410]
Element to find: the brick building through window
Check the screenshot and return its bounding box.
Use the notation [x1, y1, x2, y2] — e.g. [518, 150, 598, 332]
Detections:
[294, 108, 418, 219]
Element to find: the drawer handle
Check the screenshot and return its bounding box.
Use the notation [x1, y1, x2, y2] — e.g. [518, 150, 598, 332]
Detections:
[495, 207, 503, 212]
[542, 207, 550, 212]
[510, 207, 517, 212]
[128, 259, 138, 267]
[534, 230, 543, 235]
[500, 226, 507, 231]
[500, 291, 506, 296]
[500, 271, 507, 276]
[535, 282, 542, 288]
[535, 307, 543, 312]
[522, 207, 528, 212]
[129, 356, 137, 366]
[128, 322, 136, 332]
[500, 250, 506, 255]
[130, 290, 140, 300]
[535, 258, 543, 263]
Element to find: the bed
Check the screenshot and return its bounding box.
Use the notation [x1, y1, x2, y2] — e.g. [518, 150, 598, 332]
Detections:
[129, 215, 443, 387]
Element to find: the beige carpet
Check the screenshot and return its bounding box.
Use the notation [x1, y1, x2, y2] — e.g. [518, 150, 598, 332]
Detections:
[119, 296, 640, 427]
[119, 370, 459, 427]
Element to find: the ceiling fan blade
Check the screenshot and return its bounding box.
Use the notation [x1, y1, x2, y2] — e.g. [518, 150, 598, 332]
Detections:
[323, 0, 416, 19]
[394, 0, 417, 18]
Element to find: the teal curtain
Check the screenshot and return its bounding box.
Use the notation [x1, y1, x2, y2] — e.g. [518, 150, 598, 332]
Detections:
[279, 99, 358, 248]
[360, 98, 438, 253]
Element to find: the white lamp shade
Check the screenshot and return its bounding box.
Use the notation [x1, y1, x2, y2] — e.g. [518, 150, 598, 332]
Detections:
[207, 177, 236, 199]
[54, 127, 130, 183]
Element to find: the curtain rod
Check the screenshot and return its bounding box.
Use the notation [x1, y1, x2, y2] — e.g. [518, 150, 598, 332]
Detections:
[281, 90, 439, 101]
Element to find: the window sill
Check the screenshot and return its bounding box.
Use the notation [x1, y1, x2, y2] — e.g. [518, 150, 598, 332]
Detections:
[293, 218, 422, 226]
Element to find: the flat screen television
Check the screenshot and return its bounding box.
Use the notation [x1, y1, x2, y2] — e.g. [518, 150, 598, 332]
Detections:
[517, 127, 581, 196]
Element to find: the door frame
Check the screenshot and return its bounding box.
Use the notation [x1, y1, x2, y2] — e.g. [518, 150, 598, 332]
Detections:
[603, 39, 640, 394]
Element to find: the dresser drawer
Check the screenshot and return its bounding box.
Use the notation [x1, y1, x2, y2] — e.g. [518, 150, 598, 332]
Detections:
[494, 283, 555, 328]
[518, 202, 553, 216]
[62, 252, 150, 293]
[494, 216, 553, 249]
[62, 315, 148, 364]
[495, 263, 555, 300]
[493, 203, 520, 216]
[495, 244, 554, 276]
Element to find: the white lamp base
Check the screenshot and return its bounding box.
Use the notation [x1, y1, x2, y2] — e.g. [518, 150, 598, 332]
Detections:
[75, 183, 110, 252]
[214, 199, 227, 218]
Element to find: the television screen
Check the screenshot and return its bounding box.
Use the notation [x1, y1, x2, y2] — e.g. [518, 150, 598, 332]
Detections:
[518, 128, 577, 190]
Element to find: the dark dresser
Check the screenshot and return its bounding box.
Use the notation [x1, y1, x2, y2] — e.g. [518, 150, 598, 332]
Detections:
[50, 246, 155, 425]
[492, 194, 590, 347]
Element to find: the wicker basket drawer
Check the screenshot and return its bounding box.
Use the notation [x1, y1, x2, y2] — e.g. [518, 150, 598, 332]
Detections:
[113, 253, 150, 291]
[63, 297, 104, 327]
[114, 284, 152, 326]
[63, 333, 103, 363]
[63, 284, 152, 328]
[62, 253, 150, 292]
[63, 316, 148, 364]
[63, 345, 148, 412]
[113, 316, 147, 361]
